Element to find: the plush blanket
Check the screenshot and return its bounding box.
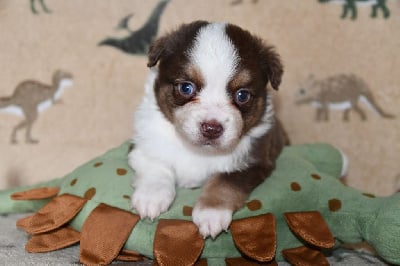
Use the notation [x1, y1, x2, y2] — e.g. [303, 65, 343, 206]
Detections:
[0, 141, 394, 265]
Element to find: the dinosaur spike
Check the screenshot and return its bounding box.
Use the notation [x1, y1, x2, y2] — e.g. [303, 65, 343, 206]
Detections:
[282, 246, 329, 266]
[11, 187, 60, 200]
[25, 226, 80, 253]
[194, 259, 208, 266]
[116, 249, 148, 262]
[230, 213, 276, 262]
[79, 204, 140, 265]
[17, 194, 87, 234]
[154, 219, 204, 265]
[284, 211, 334, 249]
[225, 257, 278, 265]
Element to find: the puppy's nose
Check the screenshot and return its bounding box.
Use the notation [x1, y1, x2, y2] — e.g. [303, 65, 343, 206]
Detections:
[200, 120, 224, 139]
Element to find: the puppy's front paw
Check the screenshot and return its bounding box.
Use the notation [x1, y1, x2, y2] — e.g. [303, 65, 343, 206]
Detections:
[192, 206, 233, 239]
[131, 187, 175, 220]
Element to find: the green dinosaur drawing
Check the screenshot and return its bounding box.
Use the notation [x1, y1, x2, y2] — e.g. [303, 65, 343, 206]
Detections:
[30, 0, 51, 14]
[318, 0, 390, 19]
[0, 142, 399, 265]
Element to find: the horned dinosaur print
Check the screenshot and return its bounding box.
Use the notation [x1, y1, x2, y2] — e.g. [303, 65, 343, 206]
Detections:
[318, 0, 391, 19]
[98, 0, 170, 55]
[0, 70, 73, 144]
[296, 74, 395, 122]
[30, 0, 51, 14]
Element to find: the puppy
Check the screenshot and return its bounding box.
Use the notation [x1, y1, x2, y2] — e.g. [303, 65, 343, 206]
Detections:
[129, 21, 289, 238]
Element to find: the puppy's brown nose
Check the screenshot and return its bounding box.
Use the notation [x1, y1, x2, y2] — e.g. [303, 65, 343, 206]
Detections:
[200, 120, 224, 139]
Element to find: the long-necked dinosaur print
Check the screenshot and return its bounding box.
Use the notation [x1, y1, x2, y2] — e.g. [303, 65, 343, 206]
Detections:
[98, 0, 170, 55]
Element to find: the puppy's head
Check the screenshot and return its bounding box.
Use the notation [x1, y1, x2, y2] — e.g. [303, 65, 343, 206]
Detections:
[148, 21, 283, 153]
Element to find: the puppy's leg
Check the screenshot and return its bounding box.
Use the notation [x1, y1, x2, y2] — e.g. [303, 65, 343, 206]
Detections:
[192, 165, 269, 238]
[129, 149, 175, 220]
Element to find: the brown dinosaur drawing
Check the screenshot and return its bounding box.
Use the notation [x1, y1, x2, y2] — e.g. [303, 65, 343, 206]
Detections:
[296, 74, 395, 121]
[0, 70, 73, 144]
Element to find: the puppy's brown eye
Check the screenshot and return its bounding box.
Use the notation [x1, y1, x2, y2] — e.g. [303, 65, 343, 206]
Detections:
[177, 82, 197, 98]
[235, 88, 251, 105]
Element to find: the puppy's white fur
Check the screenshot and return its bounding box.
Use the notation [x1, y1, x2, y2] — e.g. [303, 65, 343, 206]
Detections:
[129, 23, 275, 235]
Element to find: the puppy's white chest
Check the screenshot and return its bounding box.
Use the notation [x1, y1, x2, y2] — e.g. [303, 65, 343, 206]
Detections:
[170, 151, 230, 188]
[174, 162, 210, 188]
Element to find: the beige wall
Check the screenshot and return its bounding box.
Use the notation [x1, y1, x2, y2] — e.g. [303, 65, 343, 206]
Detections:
[0, 0, 399, 195]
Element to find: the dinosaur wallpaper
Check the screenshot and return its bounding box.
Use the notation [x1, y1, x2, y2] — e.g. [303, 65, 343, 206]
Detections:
[0, 0, 399, 198]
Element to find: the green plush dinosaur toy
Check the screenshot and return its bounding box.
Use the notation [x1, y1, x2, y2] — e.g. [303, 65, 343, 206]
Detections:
[0, 142, 399, 265]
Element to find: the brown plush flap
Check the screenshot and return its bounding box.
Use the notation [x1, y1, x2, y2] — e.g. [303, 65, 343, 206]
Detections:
[16, 194, 87, 234]
[116, 249, 149, 262]
[226, 257, 278, 265]
[154, 219, 204, 266]
[25, 226, 80, 253]
[11, 187, 60, 200]
[284, 211, 334, 248]
[282, 246, 329, 266]
[230, 213, 276, 262]
[79, 203, 139, 265]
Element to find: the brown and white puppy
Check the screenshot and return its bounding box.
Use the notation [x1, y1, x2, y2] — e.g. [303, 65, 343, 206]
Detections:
[129, 21, 289, 238]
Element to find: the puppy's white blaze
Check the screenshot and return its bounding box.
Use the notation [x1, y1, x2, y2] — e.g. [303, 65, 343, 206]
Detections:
[189, 23, 239, 105]
[176, 23, 244, 151]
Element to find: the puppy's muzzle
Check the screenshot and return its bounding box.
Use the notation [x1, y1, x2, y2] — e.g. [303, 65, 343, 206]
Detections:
[200, 120, 224, 140]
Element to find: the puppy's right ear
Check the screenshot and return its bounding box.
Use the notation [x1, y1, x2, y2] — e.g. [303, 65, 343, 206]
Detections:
[147, 36, 167, 67]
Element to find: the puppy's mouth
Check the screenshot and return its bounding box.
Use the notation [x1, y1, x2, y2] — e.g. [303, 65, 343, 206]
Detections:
[198, 138, 221, 147]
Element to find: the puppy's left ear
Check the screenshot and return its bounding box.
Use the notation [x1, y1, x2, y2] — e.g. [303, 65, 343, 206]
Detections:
[260, 46, 284, 90]
[147, 36, 168, 67]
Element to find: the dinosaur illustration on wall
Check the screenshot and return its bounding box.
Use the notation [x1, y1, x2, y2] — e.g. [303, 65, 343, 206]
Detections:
[98, 0, 170, 55]
[0, 70, 73, 144]
[30, 0, 51, 14]
[115, 13, 134, 31]
[318, 0, 390, 19]
[295, 74, 395, 121]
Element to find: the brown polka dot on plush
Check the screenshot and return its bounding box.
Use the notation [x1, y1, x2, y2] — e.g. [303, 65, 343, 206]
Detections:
[311, 174, 321, 180]
[362, 193, 376, 198]
[246, 199, 262, 211]
[182, 206, 193, 216]
[291, 182, 301, 191]
[116, 168, 128, 176]
[84, 187, 96, 200]
[328, 198, 342, 212]
[70, 178, 77, 186]
[123, 195, 130, 200]
[93, 162, 103, 168]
